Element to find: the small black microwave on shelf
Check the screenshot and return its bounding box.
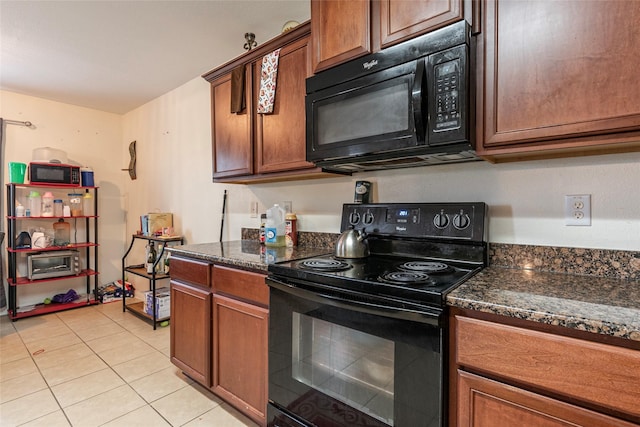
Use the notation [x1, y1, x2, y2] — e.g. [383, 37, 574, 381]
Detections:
[28, 163, 81, 186]
[305, 20, 478, 173]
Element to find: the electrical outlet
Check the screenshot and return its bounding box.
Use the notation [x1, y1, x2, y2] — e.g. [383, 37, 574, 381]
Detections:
[250, 201, 258, 218]
[565, 194, 591, 226]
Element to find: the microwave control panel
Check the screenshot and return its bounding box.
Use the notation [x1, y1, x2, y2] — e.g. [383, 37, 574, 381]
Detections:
[427, 43, 469, 145]
[434, 58, 461, 131]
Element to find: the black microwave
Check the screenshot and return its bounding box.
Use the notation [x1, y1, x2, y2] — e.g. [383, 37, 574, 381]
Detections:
[29, 162, 81, 186]
[305, 21, 478, 173]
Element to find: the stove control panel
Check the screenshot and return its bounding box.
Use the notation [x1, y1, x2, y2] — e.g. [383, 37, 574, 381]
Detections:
[342, 202, 487, 241]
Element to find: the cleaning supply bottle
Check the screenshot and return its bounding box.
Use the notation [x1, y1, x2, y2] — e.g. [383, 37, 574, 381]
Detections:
[265, 204, 286, 247]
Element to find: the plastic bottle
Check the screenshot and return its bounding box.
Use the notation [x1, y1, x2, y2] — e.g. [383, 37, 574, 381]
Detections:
[15, 202, 25, 217]
[53, 218, 71, 246]
[265, 204, 286, 247]
[259, 214, 267, 244]
[82, 192, 93, 216]
[285, 213, 298, 247]
[41, 192, 54, 217]
[68, 193, 83, 216]
[28, 191, 42, 217]
[53, 199, 63, 217]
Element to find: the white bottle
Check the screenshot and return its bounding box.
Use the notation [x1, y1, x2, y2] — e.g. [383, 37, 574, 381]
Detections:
[41, 191, 54, 217]
[265, 204, 286, 247]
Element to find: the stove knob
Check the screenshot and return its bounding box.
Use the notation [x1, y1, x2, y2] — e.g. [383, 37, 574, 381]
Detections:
[453, 210, 471, 230]
[349, 212, 361, 225]
[363, 212, 374, 225]
[433, 210, 449, 229]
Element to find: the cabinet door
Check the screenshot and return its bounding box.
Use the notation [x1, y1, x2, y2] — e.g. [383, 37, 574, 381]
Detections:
[311, 0, 371, 72]
[379, 0, 463, 48]
[170, 281, 212, 386]
[211, 68, 253, 179]
[212, 293, 268, 425]
[255, 36, 315, 174]
[457, 371, 637, 427]
[477, 0, 640, 158]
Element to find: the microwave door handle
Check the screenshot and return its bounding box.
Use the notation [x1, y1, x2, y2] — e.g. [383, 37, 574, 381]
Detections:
[412, 58, 426, 141]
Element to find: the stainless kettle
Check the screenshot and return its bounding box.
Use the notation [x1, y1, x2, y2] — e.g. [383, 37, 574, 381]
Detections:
[335, 227, 369, 258]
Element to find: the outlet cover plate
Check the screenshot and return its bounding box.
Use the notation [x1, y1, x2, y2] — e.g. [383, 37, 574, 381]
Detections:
[565, 194, 591, 226]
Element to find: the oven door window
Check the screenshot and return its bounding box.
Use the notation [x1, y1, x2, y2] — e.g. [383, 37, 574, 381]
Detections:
[292, 312, 395, 425]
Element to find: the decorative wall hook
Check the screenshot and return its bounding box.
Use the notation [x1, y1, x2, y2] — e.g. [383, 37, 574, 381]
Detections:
[121, 140, 137, 180]
[244, 32, 257, 51]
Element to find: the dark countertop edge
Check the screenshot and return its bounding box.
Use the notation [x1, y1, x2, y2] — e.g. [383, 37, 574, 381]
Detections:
[447, 294, 639, 342]
[171, 250, 269, 272]
[447, 266, 640, 343]
[167, 240, 333, 273]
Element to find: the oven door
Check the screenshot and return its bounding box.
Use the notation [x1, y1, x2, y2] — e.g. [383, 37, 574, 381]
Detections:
[267, 277, 445, 427]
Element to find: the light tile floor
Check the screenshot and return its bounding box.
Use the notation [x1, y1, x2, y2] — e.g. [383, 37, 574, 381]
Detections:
[0, 302, 258, 427]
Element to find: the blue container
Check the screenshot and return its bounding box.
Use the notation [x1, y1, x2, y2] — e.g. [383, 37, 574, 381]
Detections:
[81, 167, 94, 187]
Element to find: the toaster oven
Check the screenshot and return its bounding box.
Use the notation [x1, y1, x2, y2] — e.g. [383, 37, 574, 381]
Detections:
[28, 250, 81, 280]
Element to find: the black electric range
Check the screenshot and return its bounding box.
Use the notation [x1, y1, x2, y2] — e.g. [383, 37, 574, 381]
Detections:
[268, 202, 488, 310]
[266, 202, 488, 427]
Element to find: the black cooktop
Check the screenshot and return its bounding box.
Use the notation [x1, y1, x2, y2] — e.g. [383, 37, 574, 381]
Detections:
[268, 202, 488, 308]
[268, 253, 480, 307]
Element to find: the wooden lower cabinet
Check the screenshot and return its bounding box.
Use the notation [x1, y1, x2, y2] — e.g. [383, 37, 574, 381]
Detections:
[212, 293, 268, 425]
[451, 312, 640, 426]
[170, 281, 212, 386]
[171, 259, 269, 426]
[457, 370, 638, 427]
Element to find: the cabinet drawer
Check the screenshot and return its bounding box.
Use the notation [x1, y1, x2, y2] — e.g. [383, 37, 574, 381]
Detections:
[212, 265, 268, 307]
[170, 257, 212, 288]
[455, 316, 640, 418]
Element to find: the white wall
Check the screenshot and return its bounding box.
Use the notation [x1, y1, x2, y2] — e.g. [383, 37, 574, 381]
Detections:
[122, 78, 640, 254]
[2, 77, 639, 312]
[1, 90, 125, 310]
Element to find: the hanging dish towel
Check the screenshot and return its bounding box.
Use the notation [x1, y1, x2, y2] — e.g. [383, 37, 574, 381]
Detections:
[257, 48, 281, 114]
[230, 65, 245, 114]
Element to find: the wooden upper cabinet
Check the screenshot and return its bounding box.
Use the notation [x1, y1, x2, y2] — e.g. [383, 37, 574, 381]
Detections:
[477, 0, 640, 160]
[311, 0, 466, 73]
[211, 69, 253, 179]
[379, 0, 463, 48]
[255, 36, 315, 174]
[311, 0, 371, 72]
[204, 23, 327, 183]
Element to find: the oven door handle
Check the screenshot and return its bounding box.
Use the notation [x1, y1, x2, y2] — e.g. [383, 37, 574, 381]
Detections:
[268, 277, 442, 326]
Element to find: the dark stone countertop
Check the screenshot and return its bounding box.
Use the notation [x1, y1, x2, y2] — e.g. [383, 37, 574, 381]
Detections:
[168, 239, 639, 343]
[167, 240, 332, 273]
[447, 267, 640, 343]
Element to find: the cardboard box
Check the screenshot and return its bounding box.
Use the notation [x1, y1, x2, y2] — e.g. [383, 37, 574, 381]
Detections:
[144, 287, 170, 319]
[98, 280, 134, 303]
[148, 213, 173, 236]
